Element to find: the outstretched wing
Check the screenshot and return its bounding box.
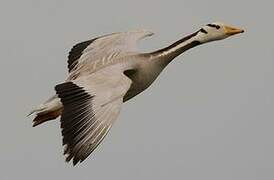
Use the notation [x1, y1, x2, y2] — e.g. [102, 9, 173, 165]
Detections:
[55, 67, 132, 165]
[67, 29, 154, 74]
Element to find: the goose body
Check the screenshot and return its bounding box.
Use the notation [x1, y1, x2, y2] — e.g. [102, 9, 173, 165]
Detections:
[30, 22, 244, 165]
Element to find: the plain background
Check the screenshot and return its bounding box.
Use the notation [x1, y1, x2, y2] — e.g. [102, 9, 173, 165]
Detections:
[0, 0, 273, 179]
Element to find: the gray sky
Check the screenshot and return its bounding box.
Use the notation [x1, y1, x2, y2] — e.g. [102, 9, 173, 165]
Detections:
[0, 0, 273, 179]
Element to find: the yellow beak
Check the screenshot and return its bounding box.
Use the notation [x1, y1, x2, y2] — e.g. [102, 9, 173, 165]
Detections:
[224, 25, 244, 36]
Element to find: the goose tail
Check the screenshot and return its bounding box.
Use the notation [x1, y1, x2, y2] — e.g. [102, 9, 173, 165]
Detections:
[29, 95, 63, 127]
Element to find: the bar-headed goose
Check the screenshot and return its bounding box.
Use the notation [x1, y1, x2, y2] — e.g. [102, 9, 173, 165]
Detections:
[29, 22, 244, 165]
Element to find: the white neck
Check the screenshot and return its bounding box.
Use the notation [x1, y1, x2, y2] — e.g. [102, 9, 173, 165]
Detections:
[149, 31, 203, 66]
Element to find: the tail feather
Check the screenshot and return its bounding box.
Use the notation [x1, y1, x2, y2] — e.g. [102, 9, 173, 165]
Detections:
[30, 95, 63, 127]
[32, 108, 63, 127]
[28, 104, 47, 117]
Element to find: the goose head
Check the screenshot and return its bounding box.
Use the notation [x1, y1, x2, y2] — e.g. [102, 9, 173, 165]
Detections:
[196, 22, 244, 43]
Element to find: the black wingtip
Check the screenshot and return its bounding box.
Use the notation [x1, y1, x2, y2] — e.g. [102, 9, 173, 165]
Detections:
[67, 38, 97, 72]
[73, 157, 80, 166]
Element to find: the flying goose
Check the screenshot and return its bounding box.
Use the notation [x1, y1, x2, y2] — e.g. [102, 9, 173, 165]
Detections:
[29, 22, 244, 165]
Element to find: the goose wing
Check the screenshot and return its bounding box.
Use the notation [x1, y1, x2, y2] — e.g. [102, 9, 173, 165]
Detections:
[55, 67, 132, 165]
[67, 29, 154, 76]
